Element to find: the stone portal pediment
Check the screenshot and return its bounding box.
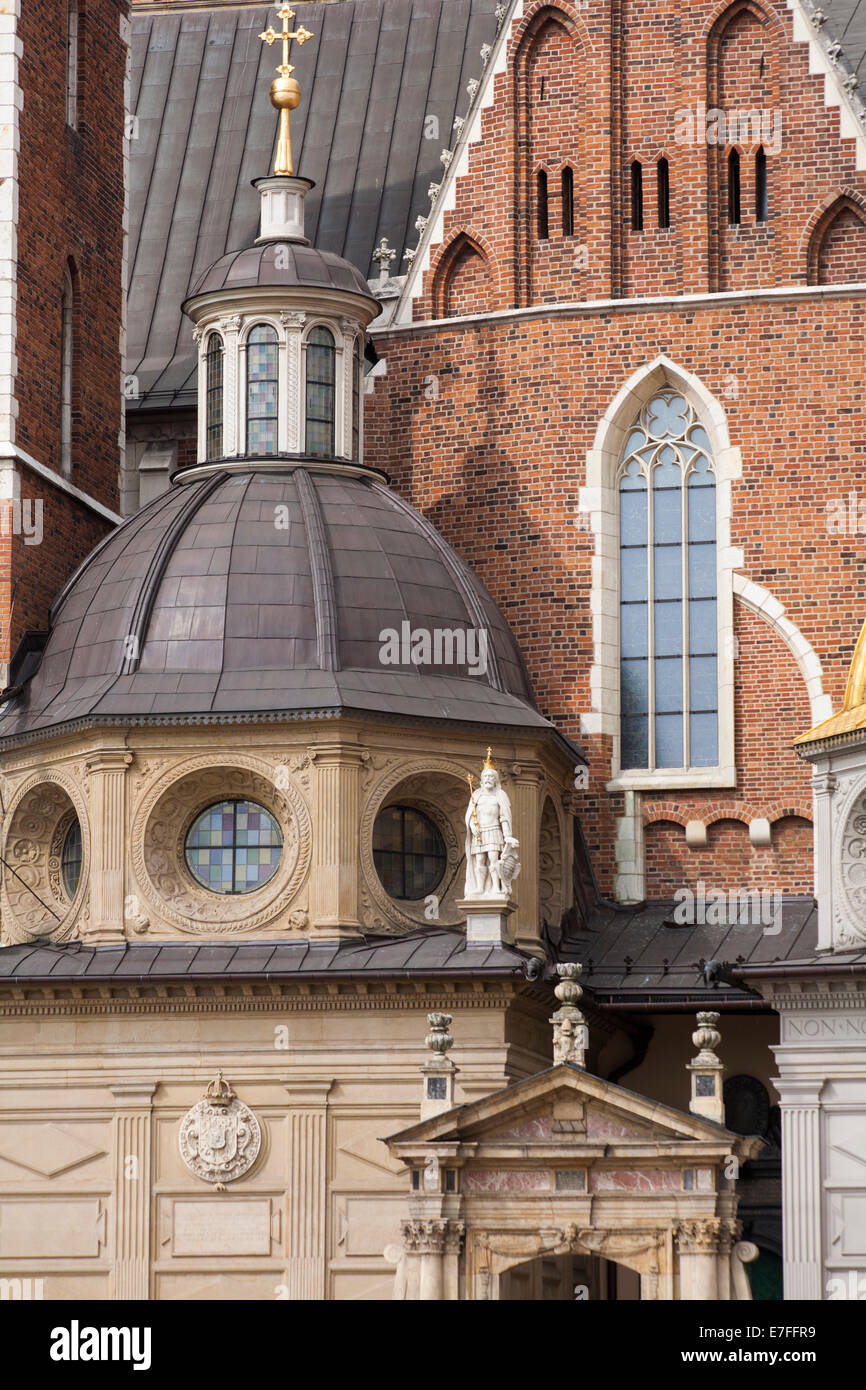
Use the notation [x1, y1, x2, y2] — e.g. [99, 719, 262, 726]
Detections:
[387, 1063, 759, 1157]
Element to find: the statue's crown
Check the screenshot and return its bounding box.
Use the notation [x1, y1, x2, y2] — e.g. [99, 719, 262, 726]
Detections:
[482, 746, 496, 772]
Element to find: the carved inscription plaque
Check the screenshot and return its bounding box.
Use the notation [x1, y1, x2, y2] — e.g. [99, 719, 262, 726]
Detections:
[172, 1199, 272, 1257]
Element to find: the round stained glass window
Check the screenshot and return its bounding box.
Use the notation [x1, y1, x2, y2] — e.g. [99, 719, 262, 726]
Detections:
[61, 819, 82, 898]
[185, 800, 282, 895]
[372, 805, 446, 901]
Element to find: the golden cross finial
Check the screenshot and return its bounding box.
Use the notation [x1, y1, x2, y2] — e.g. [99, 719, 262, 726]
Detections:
[258, 6, 316, 176]
[259, 6, 314, 79]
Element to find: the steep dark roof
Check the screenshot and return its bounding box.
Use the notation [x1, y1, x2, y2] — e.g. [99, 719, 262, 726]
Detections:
[0, 465, 550, 742]
[129, 0, 500, 409]
[0, 930, 531, 982]
[559, 897, 819, 1005]
[813, 0, 866, 89]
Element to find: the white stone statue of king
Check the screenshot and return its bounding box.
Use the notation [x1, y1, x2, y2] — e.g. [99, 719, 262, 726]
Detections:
[464, 749, 521, 899]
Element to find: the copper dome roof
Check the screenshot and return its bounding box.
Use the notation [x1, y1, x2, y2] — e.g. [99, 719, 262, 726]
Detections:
[0, 467, 549, 742]
[185, 242, 376, 303]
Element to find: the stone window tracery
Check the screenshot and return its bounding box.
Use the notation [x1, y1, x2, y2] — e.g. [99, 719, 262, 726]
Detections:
[618, 392, 719, 772]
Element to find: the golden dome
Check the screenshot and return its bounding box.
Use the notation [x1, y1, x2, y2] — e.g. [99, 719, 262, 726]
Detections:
[794, 618, 866, 746]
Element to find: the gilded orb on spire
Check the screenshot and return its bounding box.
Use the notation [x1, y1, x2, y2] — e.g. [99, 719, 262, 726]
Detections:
[258, 5, 316, 177]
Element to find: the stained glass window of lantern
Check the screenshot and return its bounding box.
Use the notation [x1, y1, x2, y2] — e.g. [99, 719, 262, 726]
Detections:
[185, 800, 282, 895]
[206, 333, 224, 461]
[619, 391, 718, 771]
[373, 805, 446, 901]
[352, 339, 362, 460]
[246, 324, 279, 455]
[305, 327, 336, 456]
[61, 819, 82, 898]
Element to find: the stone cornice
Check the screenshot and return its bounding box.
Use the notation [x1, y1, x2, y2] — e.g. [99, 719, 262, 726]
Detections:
[0, 979, 541, 1017]
[754, 988, 866, 1010]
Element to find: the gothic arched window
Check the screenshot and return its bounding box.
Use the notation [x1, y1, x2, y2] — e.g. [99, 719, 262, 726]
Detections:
[561, 166, 574, 236]
[619, 392, 718, 771]
[728, 149, 741, 225]
[305, 327, 336, 457]
[246, 324, 279, 456]
[205, 332, 224, 462]
[657, 158, 671, 229]
[536, 170, 549, 240]
[631, 161, 644, 231]
[755, 146, 768, 223]
[60, 265, 74, 475]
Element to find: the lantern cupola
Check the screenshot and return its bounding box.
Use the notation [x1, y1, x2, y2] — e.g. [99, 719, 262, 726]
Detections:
[180, 6, 379, 476]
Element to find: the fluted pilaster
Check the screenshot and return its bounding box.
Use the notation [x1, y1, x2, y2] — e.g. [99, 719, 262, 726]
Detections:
[780, 1085, 823, 1300]
[309, 743, 364, 936]
[285, 1081, 332, 1299]
[85, 749, 132, 943]
[509, 762, 544, 954]
[110, 1082, 156, 1301]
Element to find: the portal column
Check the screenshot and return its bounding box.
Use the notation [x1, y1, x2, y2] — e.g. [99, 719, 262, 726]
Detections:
[85, 748, 132, 943]
[676, 1219, 721, 1300]
[110, 1082, 157, 1300]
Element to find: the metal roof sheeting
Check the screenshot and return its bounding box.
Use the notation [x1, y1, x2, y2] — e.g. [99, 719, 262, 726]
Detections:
[128, 0, 500, 408]
[0, 930, 530, 982]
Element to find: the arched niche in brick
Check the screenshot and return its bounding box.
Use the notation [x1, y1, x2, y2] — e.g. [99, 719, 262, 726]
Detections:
[806, 194, 866, 286]
[431, 231, 493, 320]
[511, 3, 587, 306]
[705, 0, 783, 291]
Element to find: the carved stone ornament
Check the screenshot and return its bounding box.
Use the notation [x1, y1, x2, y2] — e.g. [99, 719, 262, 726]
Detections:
[359, 758, 465, 934]
[675, 1218, 723, 1254]
[1, 767, 91, 944]
[130, 754, 311, 935]
[837, 781, 866, 944]
[179, 1073, 262, 1189]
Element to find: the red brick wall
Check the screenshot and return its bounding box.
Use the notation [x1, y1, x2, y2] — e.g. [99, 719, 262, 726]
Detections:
[367, 289, 866, 896]
[442, 243, 493, 318]
[415, 0, 866, 318]
[816, 206, 866, 285]
[361, 0, 866, 898]
[5, 0, 127, 663]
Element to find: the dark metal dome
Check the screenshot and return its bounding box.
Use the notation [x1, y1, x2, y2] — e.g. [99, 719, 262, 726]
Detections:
[185, 242, 375, 303]
[0, 467, 549, 741]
